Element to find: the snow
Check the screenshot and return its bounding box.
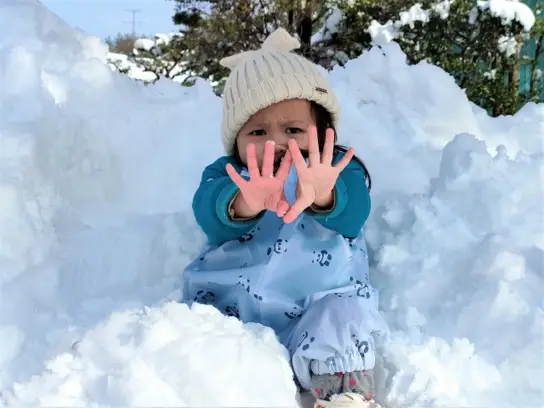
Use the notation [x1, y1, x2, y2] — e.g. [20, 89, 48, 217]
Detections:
[397, 4, 430, 28]
[154, 32, 183, 47]
[106, 52, 158, 83]
[432, 0, 454, 20]
[477, 0, 536, 31]
[134, 38, 156, 53]
[483, 69, 498, 79]
[1, 0, 543, 407]
[366, 3, 439, 47]
[5, 303, 296, 406]
[498, 35, 519, 57]
[107, 32, 189, 84]
[311, 7, 343, 44]
[367, 20, 399, 47]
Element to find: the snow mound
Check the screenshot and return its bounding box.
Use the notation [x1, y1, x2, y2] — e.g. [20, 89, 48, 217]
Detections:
[326, 46, 543, 406]
[367, 131, 543, 406]
[0, 0, 543, 407]
[3, 302, 296, 406]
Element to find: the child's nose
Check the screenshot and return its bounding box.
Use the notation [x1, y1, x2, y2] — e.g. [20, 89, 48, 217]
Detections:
[268, 130, 289, 147]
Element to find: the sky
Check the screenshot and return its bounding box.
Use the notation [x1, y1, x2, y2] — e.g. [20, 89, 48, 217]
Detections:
[41, 0, 178, 40]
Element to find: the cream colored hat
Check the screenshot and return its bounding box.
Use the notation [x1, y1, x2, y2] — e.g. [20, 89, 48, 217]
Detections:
[219, 27, 340, 155]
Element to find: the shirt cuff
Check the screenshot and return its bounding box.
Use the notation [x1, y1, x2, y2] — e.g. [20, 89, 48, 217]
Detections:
[216, 183, 263, 228]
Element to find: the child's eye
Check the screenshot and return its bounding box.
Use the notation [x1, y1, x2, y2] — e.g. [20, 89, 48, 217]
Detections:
[249, 129, 266, 136]
[286, 127, 303, 134]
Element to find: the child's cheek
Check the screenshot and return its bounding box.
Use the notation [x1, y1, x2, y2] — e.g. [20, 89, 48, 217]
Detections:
[295, 133, 309, 150]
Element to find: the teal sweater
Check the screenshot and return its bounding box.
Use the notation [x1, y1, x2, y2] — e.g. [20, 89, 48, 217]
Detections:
[192, 151, 371, 246]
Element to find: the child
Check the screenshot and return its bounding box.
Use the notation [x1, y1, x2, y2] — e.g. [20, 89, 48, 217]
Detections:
[182, 28, 389, 408]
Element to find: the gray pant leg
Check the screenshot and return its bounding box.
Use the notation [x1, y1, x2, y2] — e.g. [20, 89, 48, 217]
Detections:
[286, 291, 389, 391]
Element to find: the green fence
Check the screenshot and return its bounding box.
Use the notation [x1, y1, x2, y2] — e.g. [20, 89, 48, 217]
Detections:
[520, 0, 543, 100]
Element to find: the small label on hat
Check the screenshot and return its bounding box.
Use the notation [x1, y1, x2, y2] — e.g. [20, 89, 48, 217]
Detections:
[315, 87, 328, 93]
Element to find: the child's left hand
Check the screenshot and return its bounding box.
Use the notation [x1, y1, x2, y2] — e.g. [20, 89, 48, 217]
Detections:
[282, 126, 354, 224]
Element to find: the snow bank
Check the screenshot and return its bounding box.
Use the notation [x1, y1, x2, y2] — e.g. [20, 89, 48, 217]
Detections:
[5, 303, 295, 406]
[0, 0, 293, 406]
[0, 0, 543, 407]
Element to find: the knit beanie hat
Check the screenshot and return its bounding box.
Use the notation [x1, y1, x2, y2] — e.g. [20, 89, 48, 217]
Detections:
[219, 27, 340, 155]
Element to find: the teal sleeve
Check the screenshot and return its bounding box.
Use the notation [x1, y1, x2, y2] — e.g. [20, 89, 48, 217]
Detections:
[305, 153, 371, 238]
[192, 156, 262, 246]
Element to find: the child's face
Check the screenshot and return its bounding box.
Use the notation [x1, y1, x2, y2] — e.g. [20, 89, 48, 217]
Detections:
[236, 99, 315, 169]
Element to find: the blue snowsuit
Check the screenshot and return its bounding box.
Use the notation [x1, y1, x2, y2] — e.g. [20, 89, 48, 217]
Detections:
[182, 151, 389, 391]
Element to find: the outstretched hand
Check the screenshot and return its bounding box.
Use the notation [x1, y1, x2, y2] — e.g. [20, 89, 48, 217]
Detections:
[282, 126, 354, 223]
[226, 126, 354, 223]
[226, 141, 292, 218]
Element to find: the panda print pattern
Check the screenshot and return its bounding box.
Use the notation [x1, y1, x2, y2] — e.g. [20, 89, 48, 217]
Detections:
[182, 164, 389, 392]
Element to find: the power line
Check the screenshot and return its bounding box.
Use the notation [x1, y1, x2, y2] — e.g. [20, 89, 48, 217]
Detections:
[124, 8, 143, 36]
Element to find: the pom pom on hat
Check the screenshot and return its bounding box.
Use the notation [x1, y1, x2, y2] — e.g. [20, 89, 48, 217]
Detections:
[220, 28, 301, 69]
[220, 27, 339, 155]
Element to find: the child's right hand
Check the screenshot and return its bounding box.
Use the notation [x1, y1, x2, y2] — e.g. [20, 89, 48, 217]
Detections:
[226, 141, 292, 218]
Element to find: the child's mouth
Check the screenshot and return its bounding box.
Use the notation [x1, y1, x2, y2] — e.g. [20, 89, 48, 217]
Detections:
[272, 148, 310, 172]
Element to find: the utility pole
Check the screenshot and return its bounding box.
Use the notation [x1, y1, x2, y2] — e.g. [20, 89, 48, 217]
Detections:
[124, 8, 142, 36]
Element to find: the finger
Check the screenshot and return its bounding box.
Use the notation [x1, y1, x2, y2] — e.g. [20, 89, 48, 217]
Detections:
[261, 140, 275, 178]
[226, 163, 248, 189]
[276, 198, 289, 217]
[246, 143, 260, 178]
[334, 147, 355, 172]
[307, 125, 320, 167]
[274, 151, 292, 181]
[321, 128, 335, 165]
[283, 196, 311, 224]
[288, 139, 307, 173]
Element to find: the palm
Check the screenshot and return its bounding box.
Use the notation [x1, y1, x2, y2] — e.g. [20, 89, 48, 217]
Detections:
[283, 126, 354, 223]
[226, 141, 292, 215]
[295, 162, 338, 204]
[243, 175, 287, 212]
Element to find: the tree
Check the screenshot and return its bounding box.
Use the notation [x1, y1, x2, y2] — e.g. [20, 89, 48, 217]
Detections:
[170, 0, 334, 92]
[105, 32, 139, 55]
[131, 33, 189, 84]
[335, 0, 539, 116]
[107, 33, 190, 85]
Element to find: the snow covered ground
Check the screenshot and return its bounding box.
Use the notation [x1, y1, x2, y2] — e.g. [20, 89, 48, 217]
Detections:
[1, 0, 543, 407]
